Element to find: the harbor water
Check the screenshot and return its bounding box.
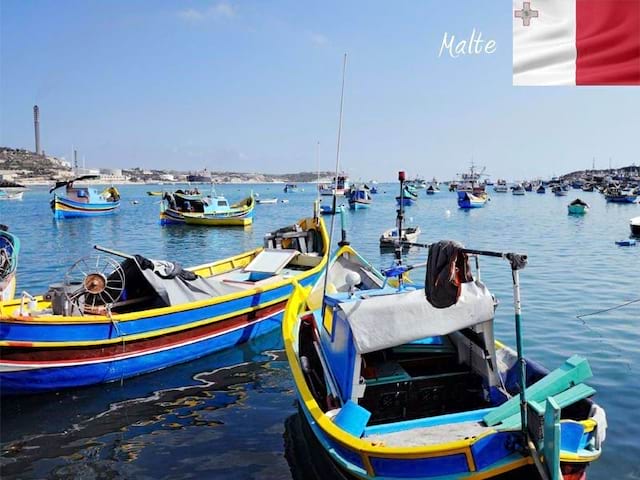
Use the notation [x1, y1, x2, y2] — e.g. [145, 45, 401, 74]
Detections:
[1, 184, 638, 479]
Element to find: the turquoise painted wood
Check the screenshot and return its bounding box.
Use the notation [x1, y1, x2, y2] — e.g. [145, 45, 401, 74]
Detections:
[497, 383, 596, 430]
[543, 397, 561, 480]
[484, 355, 592, 426]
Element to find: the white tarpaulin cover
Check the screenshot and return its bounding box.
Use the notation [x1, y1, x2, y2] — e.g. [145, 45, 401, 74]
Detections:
[340, 282, 495, 354]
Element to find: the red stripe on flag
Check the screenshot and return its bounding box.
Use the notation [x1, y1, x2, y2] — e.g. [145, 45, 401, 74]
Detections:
[576, 0, 640, 85]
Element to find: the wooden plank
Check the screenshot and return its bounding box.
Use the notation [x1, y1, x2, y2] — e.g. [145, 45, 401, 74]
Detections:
[484, 355, 592, 426]
[543, 397, 561, 480]
[497, 383, 595, 430]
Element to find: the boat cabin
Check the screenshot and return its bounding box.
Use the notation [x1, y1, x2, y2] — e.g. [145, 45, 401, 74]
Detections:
[311, 283, 509, 425]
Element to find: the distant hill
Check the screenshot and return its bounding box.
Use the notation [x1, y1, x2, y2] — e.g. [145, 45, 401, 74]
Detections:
[0, 147, 71, 179]
[560, 164, 639, 180]
[1, 146, 337, 183]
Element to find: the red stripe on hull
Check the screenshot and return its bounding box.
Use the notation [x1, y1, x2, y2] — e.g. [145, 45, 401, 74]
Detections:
[576, 0, 640, 85]
[1, 301, 286, 364]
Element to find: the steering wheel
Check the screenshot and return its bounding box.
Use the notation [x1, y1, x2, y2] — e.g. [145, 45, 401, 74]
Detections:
[64, 255, 126, 315]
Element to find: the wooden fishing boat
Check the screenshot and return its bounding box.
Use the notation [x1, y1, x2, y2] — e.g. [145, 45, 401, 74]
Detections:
[568, 199, 590, 215]
[0, 212, 328, 395]
[50, 175, 121, 218]
[395, 186, 418, 206]
[283, 243, 607, 480]
[425, 184, 440, 195]
[320, 175, 350, 196]
[553, 186, 568, 197]
[379, 226, 421, 250]
[0, 226, 19, 302]
[457, 191, 486, 209]
[604, 187, 637, 204]
[511, 184, 526, 195]
[348, 185, 372, 210]
[493, 180, 508, 193]
[147, 191, 163, 196]
[160, 190, 255, 226]
[630, 216, 640, 237]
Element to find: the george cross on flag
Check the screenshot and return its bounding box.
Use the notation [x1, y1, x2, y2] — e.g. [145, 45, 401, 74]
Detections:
[513, 0, 640, 85]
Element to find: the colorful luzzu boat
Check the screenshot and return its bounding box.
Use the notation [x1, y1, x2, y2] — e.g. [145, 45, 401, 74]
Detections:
[348, 185, 372, 210]
[0, 226, 20, 302]
[283, 237, 607, 480]
[160, 190, 255, 226]
[50, 175, 120, 218]
[568, 199, 590, 215]
[457, 191, 487, 209]
[395, 186, 418, 206]
[0, 212, 328, 395]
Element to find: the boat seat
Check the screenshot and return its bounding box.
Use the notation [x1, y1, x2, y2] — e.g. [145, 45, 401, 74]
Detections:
[483, 355, 592, 426]
[496, 383, 596, 430]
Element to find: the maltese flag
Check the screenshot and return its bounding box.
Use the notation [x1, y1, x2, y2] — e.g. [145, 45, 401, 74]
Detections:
[513, 0, 640, 85]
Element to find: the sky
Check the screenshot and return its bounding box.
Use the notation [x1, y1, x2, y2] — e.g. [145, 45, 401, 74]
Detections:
[1, 0, 638, 181]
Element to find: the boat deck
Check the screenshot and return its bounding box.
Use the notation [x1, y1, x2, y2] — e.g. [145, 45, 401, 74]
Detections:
[365, 419, 492, 447]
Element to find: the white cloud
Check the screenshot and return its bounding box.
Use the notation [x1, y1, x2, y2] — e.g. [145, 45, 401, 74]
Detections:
[309, 32, 329, 46]
[178, 2, 236, 22]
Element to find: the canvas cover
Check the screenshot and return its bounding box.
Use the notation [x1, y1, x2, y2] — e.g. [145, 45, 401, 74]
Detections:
[122, 256, 238, 307]
[340, 282, 495, 354]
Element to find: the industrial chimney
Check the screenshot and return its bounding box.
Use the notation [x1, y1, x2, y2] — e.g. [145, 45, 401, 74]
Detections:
[33, 105, 41, 155]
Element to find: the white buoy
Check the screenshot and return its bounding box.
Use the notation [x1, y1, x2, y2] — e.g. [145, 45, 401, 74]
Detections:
[445, 209, 451, 217]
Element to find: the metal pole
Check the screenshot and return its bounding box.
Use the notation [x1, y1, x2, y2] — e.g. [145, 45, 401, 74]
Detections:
[321, 53, 348, 298]
[395, 171, 406, 289]
[512, 267, 528, 435]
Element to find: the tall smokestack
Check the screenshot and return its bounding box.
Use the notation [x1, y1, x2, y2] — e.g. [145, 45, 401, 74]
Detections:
[33, 105, 41, 155]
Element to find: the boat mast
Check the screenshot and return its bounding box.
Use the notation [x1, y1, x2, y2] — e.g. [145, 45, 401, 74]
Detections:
[395, 170, 406, 290]
[321, 53, 348, 297]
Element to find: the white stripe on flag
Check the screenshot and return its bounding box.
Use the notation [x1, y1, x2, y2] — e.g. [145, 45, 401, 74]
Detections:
[513, 0, 577, 86]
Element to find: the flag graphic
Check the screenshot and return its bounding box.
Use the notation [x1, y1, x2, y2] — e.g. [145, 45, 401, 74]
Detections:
[513, 0, 640, 85]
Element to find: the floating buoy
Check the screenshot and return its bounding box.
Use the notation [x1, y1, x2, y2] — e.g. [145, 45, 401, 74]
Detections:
[615, 239, 636, 247]
[445, 209, 451, 217]
[131, 200, 139, 205]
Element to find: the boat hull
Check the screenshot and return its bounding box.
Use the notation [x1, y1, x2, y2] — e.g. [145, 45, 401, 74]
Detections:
[606, 195, 637, 204]
[160, 206, 254, 226]
[51, 196, 120, 218]
[0, 266, 322, 395]
[457, 191, 486, 209]
[349, 201, 370, 210]
[568, 205, 589, 215]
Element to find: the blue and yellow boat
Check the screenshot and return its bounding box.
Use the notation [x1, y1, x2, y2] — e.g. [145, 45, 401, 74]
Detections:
[0, 226, 19, 302]
[160, 190, 255, 226]
[0, 212, 328, 395]
[283, 241, 607, 480]
[50, 175, 121, 218]
[348, 185, 372, 210]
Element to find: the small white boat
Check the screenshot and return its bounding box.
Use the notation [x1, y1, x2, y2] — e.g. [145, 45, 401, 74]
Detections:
[0, 190, 24, 201]
[379, 226, 421, 249]
[257, 198, 278, 204]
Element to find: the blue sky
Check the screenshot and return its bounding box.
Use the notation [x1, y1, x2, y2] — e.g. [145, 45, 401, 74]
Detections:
[1, 0, 638, 181]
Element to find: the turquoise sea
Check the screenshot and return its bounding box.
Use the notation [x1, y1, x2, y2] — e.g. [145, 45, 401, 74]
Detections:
[1, 184, 638, 479]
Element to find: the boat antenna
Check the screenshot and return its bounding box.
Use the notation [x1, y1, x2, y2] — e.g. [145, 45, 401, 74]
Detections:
[321, 53, 348, 298]
[395, 170, 406, 289]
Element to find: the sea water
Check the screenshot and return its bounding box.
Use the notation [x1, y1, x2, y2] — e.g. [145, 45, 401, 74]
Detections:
[1, 184, 638, 479]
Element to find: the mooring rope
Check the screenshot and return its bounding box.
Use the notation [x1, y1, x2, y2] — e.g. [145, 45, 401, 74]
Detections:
[576, 297, 640, 319]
